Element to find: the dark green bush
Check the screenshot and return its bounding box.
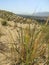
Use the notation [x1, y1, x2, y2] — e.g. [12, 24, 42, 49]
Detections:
[1, 20, 8, 26]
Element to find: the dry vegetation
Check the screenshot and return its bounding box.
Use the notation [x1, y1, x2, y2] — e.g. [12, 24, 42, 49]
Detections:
[0, 10, 49, 65]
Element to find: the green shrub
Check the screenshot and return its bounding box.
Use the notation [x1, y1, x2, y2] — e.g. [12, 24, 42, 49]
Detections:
[1, 20, 8, 26]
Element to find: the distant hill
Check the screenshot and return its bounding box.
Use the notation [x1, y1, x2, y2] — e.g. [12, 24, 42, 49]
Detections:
[17, 13, 48, 21]
[33, 12, 49, 17]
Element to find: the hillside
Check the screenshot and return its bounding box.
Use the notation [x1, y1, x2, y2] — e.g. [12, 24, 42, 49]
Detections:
[0, 10, 48, 24]
[0, 10, 17, 21]
[0, 10, 49, 65]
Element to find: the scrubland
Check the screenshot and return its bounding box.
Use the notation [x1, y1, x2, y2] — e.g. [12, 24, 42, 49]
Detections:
[0, 10, 49, 65]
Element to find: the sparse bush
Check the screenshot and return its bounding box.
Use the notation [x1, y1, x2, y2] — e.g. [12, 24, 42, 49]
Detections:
[1, 20, 8, 26]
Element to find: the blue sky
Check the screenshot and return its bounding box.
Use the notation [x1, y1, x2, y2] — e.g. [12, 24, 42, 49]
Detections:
[0, 0, 49, 14]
